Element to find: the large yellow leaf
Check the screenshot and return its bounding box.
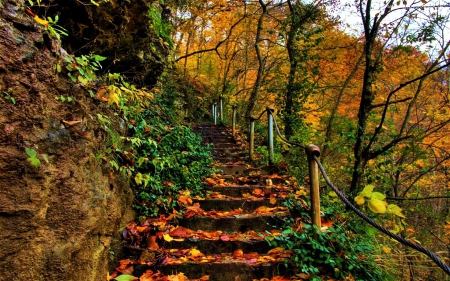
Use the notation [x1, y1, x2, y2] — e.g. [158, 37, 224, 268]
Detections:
[368, 198, 387, 213]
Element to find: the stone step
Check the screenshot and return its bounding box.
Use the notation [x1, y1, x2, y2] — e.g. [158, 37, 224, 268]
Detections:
[194, 197, 285, 211]
[134, 258, 291, 281]
[207, 185, 291, 198]
[161, 235, 272, 255]
[177, 211, 288, 232]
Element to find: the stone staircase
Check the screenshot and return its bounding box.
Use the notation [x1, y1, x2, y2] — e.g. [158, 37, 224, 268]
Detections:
[121, 124, 299, 281]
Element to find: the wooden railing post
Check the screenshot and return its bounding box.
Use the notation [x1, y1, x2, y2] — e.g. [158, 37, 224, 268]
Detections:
[249, 116, 257, 161]
[306, 144, 321, 236]
[232, 105, 237, 137]
[266, 106, 275, 165]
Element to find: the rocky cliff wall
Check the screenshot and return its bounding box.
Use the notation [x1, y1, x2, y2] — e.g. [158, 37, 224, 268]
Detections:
[0, 0, 168, 280]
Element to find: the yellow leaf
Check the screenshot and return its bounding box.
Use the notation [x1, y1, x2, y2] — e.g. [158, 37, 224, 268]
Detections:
[108, 85, 120, 105]
[387, 204, 406, 218]
[360, 185, 374, 198]
[270, 197, 277, 205]
[382, 245, 392, 254]
[371, 192, 386, 200]
[33, 15, 49, 26]
[368, 198, 387, 214]
[354, 195, 365, 205]
[163, 233, 173, 242]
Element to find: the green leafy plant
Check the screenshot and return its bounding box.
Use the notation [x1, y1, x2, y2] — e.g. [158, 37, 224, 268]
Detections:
[62, 54, 107, 85]
[46, 15, 68, 40]
[55, 95, 73, 103]
[129, 119, 215, 217]
[3, 91, 16, 105]
[26, 148, 41, 168]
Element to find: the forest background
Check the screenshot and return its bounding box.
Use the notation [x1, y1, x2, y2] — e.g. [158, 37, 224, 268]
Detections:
[172, 0, 450, 279]
[1, 0, 449, 279]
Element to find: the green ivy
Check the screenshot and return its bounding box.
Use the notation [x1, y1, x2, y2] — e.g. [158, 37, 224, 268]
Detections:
[128, 111, 214, 217]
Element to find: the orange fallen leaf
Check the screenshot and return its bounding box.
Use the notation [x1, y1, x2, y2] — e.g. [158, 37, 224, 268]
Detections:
[205, 178, 216, 186]
[252, 188, 263, 196]
[148, 235, 159, 250]
[169, 226, 192, 238]
[232, 249, 243, 258]
[269, 197, 277, 205]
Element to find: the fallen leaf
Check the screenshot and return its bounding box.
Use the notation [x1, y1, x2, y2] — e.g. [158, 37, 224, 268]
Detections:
[169, 226, 192, 238]
[232, 249, 243, 258]
[252, 188, 263, 196]
[113, 274, 137, 281]
[269, 197, 277, 205]
[220, 235, 230, 242]
[163, 233, 174, 242]
[62, 120, 82, 126]
[147, 236, 159, 250]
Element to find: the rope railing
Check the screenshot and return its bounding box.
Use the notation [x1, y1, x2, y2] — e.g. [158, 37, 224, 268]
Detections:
[210, 101, 450, 275]
[314, 155, 450, 275]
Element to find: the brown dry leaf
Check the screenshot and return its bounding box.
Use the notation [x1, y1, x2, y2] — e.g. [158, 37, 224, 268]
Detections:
[295, 273, 311, 280]
[169, 226, 192, 238]
[62, 120, 82, 126]
[147, 235, 159, 250]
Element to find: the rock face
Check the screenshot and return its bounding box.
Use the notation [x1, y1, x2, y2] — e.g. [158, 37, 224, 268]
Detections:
[0, 0, 169, 280]
[49, 0, 171, 86]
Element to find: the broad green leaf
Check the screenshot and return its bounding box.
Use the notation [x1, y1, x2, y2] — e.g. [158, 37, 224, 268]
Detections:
[368, 198, 387, 214]
[92, 54, 107, 61]
[28, 156, 41, 168]
[371, 192, 386, 200]
[26, 148, 37, 158]
[114, 275, 136, 281]
[360, 185, 375, 198]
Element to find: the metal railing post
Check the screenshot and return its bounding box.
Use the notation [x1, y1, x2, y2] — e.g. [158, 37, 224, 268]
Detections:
[219, 97, 223, 124]
[267, 106, 275, 165]
[213, 103, 217, 125]
[306, 144, 321, 237]
[232, 105, 237, 137]
[249, 116, 256, 161]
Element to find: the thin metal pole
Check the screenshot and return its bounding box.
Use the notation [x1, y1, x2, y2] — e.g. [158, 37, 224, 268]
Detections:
[213, 103, 217, 125]
[306, 144, 321, 237]
[249, 116, 256, 161]
[232, 105, 237, 137]
[219, 97, 223, 124]
[267, 106, 274, 165]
